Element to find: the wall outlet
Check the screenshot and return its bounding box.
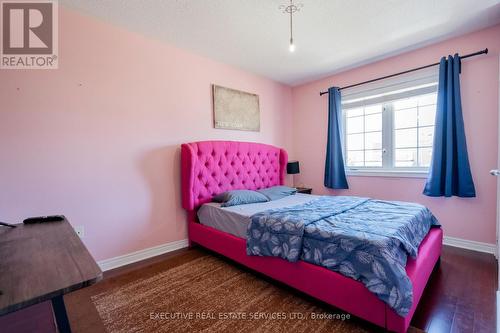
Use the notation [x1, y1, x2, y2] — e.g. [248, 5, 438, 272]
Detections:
[74, 226, 85, 238]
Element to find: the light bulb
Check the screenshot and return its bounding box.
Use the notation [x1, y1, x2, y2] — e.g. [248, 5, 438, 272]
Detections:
[289, 42, 295, 52]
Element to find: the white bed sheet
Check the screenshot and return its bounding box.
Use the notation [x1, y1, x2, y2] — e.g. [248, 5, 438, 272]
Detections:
[197, 193, 319, 239]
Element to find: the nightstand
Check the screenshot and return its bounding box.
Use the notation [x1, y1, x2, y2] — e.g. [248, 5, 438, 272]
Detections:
[295, 187, 312, 194]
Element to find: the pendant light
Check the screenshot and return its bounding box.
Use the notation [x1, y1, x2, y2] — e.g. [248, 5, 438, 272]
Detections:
[280, 0, 303, 53]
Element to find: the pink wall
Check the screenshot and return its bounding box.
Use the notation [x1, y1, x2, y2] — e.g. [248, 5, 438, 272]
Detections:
[1, 8, 498, 262]
[292, 25, 500, 244]
[0, 8, 293, 261]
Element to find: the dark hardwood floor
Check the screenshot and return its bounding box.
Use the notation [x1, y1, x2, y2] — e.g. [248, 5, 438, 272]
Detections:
[0, 245, 496, 333]
[411, 246, 497, 333]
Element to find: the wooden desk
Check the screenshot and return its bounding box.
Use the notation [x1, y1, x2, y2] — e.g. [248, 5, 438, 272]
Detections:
[0, 219, 102, 332]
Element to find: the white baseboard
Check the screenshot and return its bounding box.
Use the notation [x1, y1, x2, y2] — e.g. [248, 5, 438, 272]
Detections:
[98, 239, 189, 271]
[96, 236, 495, 272]
[443, 236, 497, 255]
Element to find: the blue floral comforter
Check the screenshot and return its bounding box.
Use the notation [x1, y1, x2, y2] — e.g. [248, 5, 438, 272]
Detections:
[246, 196, 439, 316]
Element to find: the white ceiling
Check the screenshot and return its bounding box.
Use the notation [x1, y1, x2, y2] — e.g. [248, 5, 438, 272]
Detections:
[61, 0, 500, 86]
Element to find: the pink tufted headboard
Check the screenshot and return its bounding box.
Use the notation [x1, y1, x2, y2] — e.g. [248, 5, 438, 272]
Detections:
[181, 141, 288, 211]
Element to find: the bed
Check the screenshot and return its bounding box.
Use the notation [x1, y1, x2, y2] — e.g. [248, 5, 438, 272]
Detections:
[181, 140, 442, 333]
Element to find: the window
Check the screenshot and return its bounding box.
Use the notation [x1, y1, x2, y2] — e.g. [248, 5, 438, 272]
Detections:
[342, 72, 438, 177]
[345, 104, 383, 167]
[393, 93, 436, 168]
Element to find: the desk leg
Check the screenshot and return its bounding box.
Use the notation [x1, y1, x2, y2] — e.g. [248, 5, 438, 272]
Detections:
[51, 295, 72, 333]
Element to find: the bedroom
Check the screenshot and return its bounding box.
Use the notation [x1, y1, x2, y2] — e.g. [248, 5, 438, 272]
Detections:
[0, 1, 499, 332]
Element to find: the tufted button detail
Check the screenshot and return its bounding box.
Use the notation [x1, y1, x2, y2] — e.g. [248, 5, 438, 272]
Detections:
[190, 143, 285, 208]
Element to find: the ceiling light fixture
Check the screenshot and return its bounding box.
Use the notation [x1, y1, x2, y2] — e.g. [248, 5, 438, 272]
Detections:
[280, 0, 303, 53]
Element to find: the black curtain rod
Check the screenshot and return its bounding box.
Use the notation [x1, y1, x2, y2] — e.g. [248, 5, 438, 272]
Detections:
[319, 48, 488, 96]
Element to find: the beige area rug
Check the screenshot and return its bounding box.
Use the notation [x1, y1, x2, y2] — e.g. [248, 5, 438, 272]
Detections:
[91, 255, 425, 333]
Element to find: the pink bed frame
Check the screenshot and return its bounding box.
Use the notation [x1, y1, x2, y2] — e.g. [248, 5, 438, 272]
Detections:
[181, 140, 442, 333]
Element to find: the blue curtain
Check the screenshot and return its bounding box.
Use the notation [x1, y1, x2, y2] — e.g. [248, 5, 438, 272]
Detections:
[324, 87, 349, 189]
[423, 54, 476, 197]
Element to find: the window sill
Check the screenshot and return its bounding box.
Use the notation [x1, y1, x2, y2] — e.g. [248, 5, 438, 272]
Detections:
[346, 169, 428, 179]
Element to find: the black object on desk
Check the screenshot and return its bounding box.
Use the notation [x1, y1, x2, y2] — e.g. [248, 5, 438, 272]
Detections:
[0, 218, 102, 333]
[1, 214, 66, 228]
[23, 215, 65, 224]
